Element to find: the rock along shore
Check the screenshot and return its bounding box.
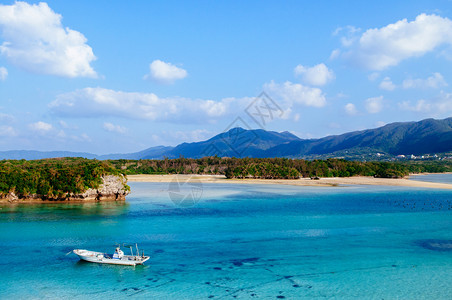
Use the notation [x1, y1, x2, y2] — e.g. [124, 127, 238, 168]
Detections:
[0, 175, 129, 203]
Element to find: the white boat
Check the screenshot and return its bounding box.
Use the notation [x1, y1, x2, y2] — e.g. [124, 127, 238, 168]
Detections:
[73, 244, 150, 266]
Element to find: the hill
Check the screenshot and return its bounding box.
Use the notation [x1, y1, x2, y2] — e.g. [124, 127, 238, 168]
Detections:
[264, 118, 452, 158]
[1, 117, 452, 160]
[163, 128, 300, 159]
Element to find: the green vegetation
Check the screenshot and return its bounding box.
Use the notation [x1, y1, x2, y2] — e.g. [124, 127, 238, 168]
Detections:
[401, 160, 452, 174]
[2, 157, 451, 200]
[108, 157, 437, 179]
[0, 158, 125, 198]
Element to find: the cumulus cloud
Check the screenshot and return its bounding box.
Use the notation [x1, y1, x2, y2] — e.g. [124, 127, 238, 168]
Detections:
[294, 63, 335, 86]
[402, 72, 447, 89]
[0, 2, 97, 78]
[49, 82, 320, 124]
[365, 96, 383, 113]
[0, 66, 7, 80]
[29, 121, 53, 133]
[49, 87, 251, 122]
[103, 122, 127, 134]
[263, 81, 326, 108]
[379, 77, 396, 91]
[399, 92, 452, 115]
[333, 25, 361, 47]
[144, 60, 187, 84]
[344, 103, 358, 115]
[337, 14, 452, 70]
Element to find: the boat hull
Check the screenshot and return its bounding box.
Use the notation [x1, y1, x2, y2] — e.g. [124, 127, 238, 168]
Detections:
[73, 249, 150, 266]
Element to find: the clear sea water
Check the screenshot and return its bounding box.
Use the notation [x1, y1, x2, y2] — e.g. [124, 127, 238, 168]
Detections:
[1, 176, 452, 299]
[409, 173, 452, 184]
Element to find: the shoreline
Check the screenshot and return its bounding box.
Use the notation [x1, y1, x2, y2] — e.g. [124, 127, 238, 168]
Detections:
[127, 174, 452, 190]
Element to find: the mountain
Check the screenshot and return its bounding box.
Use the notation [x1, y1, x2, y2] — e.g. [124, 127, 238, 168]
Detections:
[264, 117, 452, 158]
[0, 147, 175, 160]
[0, 150, 98, 160]
[98, 146, 174, 160]
[163, 128, 300, 159]
[2, 117, 452, 160]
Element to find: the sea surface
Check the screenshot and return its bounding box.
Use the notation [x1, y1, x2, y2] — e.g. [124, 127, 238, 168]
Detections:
[1, 175, 452, 299]
[409, 173, 452, 184]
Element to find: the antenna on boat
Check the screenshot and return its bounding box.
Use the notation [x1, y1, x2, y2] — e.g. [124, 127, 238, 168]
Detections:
[129, 245, 134, 256]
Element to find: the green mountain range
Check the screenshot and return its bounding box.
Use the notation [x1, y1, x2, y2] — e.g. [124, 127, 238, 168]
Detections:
[1, 117, 452, 160]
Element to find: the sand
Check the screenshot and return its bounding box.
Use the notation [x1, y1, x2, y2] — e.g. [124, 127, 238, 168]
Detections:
[127, 174, 452, 190]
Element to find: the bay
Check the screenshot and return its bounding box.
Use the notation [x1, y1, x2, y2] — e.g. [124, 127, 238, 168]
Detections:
[1, 177, 452, 299]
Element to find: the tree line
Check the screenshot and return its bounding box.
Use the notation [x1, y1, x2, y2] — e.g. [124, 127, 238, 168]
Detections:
[109, 157, 451, 179]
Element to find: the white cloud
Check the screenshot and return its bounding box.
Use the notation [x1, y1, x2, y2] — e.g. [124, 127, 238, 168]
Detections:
[49, 87, 251, 122]
[294, 63, 335, 86]
[144, 60, 187, 84]
[169, 129, 211, 143]
[339, 14, 452, 70]
[399, 99, 430, 112]
[56, 130, 66, 139]
[368, 72, 380, 81]
[103, 122, 127, 134]
[70, 133, 91, 142]
[150, 129, 212, 146]
[0, 125, 17, 137]
[29, 121, 53, 133]
[379, 77, 396, 91]
[0, 66, 7, 80]
[263, 81, 326, 108]
[365, 96, 383, 113]
[50, 83, 320, 124]
[344, 103, 358, 115]
[58, 120, 78, 130]
[375, 121, 386, 127]
[329, 49, 340, 60]
[399, 92, 452, 116]
[0, 112, 13, 122]
[0, 2, 97, 78]
[402, 72, 447, 89]
[333, 25, 361, 47]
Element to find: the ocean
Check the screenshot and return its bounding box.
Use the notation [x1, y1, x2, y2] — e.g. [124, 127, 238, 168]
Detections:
[1, 175, 452, 299]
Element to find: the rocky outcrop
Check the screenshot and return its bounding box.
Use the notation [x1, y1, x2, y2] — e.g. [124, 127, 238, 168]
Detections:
[75, 175, 130, 201]
[0, 175, 130, 203]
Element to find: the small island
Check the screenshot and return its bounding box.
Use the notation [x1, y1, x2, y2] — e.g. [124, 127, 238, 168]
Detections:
[0, 158, 130, 203]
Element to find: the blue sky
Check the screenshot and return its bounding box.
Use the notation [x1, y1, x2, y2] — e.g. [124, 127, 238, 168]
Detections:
[1, 0, 452, 154]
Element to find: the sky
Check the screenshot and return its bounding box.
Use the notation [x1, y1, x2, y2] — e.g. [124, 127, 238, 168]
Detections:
[1, 0, 452, 154]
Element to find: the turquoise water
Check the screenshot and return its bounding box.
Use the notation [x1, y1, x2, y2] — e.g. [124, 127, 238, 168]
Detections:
[1, 178, 452, 299]
[410, 173, 452, 184]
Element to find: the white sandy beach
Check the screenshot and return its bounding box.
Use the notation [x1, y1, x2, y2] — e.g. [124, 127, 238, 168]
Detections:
[127, 174, 452, 189]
